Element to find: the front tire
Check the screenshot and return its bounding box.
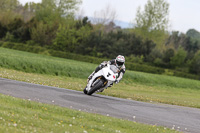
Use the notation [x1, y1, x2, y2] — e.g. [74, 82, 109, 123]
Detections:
[83, 87, 87, 94]
[87, 79, 103, 95]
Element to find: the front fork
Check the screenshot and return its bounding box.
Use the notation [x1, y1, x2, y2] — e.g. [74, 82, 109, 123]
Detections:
[88, 76, 108, 92]
[92, 77, 107, 87]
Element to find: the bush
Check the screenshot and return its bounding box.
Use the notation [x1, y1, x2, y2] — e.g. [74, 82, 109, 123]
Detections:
[163, 69, 174, 76]
[189, 51, 200, 75]
[173, 71, 200, 80]
[0, 22, 7, 38]
[0, 41, 46, 54]
[0, 41, 4, 46]
[2, 42, 15, 48]
[170, 47, 187, 68]
[48, 50, 106, 64]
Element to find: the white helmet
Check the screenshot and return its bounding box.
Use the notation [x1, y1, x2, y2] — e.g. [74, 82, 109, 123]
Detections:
[116, 55, 125, 67]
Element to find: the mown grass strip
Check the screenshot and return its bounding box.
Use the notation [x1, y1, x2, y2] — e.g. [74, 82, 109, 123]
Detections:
[0, 94, 177, 133]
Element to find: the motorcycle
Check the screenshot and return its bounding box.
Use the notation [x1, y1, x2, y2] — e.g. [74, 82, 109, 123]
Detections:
[83, 64, 119, 95]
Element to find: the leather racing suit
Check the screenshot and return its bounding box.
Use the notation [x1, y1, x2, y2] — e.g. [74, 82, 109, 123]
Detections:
[88, 59, 126, 84]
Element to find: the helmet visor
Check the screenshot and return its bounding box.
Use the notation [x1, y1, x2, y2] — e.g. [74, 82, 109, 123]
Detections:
[116, 60, 124, 66]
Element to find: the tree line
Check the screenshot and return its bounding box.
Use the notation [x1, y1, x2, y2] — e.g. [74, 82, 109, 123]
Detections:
[0, 0, 200, 75]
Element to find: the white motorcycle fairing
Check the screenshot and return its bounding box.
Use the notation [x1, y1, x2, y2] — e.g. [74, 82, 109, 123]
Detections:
[85, 64, 119, 94]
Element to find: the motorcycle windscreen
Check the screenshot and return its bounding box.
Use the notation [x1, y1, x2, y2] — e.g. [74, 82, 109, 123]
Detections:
[110, 65, 120, 73]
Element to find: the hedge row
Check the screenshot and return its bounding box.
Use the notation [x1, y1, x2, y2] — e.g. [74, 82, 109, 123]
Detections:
[126, 62, 165, 74]
[0, 41, 200, 80]
[173, 71, 200, 80]
[48, 50, 106, 64]
[0, 41, 46, 54]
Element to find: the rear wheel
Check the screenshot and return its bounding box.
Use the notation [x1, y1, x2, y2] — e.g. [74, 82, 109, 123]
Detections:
[87, 79, 104, 95]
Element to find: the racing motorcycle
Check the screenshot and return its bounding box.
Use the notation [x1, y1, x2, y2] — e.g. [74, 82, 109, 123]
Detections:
[83, 64, 119, 95]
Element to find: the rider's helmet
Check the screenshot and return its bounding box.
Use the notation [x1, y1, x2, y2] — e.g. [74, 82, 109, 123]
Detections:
[116, 55, 125, 67]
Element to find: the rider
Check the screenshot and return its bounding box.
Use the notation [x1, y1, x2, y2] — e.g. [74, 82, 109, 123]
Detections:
[87, 55, 126, 85]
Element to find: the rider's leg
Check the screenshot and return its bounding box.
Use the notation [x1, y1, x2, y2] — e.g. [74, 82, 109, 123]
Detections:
[87, 65, 102, 82]
[88, 71, 95, 81]
[108, 83, 113, 87]
[87, 63, 106, 83]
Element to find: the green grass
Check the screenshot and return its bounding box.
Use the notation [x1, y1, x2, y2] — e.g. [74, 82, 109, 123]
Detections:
[0, 47, 95, 78]
[0, 94, 176, 133]
[0, 47, 200, 108]
[0, 47, 195, 132]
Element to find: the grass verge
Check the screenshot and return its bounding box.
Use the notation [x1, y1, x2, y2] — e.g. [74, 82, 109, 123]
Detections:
[0, 94, 176, 133]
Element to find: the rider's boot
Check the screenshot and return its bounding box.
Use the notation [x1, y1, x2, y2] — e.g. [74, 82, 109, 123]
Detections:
[108, 83, 113, 87]
[99, 89, 104, 92]
[87, 71, 95, 83]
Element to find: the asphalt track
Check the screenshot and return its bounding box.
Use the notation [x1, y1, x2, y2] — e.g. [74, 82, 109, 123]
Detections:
[0, 78, 200, 133]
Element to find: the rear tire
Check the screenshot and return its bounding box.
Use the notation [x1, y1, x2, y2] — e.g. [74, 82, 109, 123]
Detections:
[87, 79, 103, 95]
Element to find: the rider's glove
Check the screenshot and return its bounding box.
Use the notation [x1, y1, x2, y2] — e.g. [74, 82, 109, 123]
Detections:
[100, 63, 107, 69]
[100, 64, 104, 69]
[115, 79, 119, 84]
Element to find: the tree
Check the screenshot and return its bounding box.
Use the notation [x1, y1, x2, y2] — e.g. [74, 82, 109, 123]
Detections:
[162, 48, 175, 67]
[92, 4, 118, 32]
[53, 21, 91, 52]
[0, 0, 20, 11]
[22, 2, 40, 22]
[163, 48, 174, 63]
[0, 22, 7, 38]
[12, 18, 36, 42]
[35, 0, 81, 22]
[29, 0, 81, 46]
[92, 4, 117, 25]
[170, 47, 187, 68]
[0, 0, 22, 26]
[75, 16, 92, 29]
[56, 0, 81, 17]
[186, 29, 200, 41]
[31, 22, 48, 46]
[134, 0, 169, 49]
[53, 24, 78, 52]
[166, 31, 200, 53]
[135, 0, 169, 31]
[189, 50, 200, 74]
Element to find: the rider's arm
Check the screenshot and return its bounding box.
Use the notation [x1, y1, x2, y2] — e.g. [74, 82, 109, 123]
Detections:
[108, 59, 116, 65]
[95, 61, 109, 72]
[101, 59, 115, 66]
[116, 67, 125, 83]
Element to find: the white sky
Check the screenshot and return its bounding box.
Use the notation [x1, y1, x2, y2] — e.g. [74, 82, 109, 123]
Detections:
[19, 0, 200, 33]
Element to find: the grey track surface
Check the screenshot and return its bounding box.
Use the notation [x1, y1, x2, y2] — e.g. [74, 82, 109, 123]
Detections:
[0, 78, 200, 133]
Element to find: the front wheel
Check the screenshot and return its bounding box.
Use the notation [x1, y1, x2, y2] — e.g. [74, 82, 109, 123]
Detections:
[87, 79, 104, 95]
[83, 87, 87, 94]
